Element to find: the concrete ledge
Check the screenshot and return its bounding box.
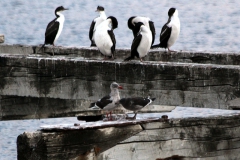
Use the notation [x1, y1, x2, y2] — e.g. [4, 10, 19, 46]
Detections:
[1, 44, 240, 65]
[1, 54, 240, 105]
[1, 44, 240, 120]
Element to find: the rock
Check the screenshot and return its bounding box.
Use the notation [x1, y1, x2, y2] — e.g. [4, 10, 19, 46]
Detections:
[0, 35, 4, 43]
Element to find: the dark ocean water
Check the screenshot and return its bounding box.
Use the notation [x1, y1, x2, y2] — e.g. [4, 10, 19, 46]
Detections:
[1, 0, 240, 159]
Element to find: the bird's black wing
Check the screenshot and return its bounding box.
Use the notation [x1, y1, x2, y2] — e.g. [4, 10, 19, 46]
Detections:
[124, 33, 142, 61]
[89, 20, 95, 41]
[96, 95, 112, 109]
[44, 18, 59, 45]
[149, 21, 156, 45]
[132, 97, 151, 106]
[108, 30, 116, 56]
[119, 97, 151, 111]
[159, 22, 172, 48]
[131, 33, 142, 53]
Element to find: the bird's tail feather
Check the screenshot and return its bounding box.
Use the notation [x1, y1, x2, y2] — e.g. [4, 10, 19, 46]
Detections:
[89, 102, 96, 108]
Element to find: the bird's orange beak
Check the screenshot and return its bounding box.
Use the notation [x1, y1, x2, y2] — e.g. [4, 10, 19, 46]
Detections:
[118, 86, 123, 89]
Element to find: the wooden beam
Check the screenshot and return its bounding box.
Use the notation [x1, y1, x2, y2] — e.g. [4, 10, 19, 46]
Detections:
[17, 113, 240, 159]
[17, 124, 143, 160]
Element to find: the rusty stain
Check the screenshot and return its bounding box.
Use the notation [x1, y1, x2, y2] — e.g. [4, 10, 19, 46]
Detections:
[94, 146, 101, 155]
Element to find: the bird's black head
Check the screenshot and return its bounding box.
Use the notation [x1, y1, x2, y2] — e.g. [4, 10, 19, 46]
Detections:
[168, 8, 176, 17]
[55, 6, 68, 13]
[108, 16, 118, 30]
[96, 6, 105, 11]
[134, 22, 144, 29]
[128, 16, 136, 30]
[133, 22, 144, 35]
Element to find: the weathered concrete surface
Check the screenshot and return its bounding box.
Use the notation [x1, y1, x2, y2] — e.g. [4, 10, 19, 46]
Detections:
[102, 116, 240, 160]
[1, 44, 240, 64]
[1, 44, 240, 120]
[16, 107, 240, 160]
[17, 124, 143, 160]
[0, 95, 91, 120]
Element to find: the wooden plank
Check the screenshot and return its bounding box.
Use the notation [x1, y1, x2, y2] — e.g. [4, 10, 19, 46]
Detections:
[76, 105, 175, 116]
[138, 105, 175, 113]
[16, 110, 240, 159]
[17, 124, 142, 160]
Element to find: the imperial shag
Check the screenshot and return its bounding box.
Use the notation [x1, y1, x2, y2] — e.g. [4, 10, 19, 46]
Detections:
[151, 8, 180, 52]
[125, 22, 152, 62]
[94, 16, 118, 59]
[89, 6, 107, 47]
[128, 16, 155, 46]
[38, 6, 68, 55]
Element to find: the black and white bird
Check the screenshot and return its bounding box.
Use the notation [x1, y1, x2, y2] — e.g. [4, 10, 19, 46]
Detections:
[89, 82, 123, 119]
[128, 16, 155, 46]
[89, 6, 107, 47]
[125, 22, 152, 62]
[119, 97, 156, 119]
[94, 16, 118, 59]
[151, 8, 180, 52]
[38, 6, 68, 55]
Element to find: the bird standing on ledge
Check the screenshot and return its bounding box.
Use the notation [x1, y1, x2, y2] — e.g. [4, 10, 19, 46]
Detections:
[94, 16, 118, 60]
[128, 16, 156, 46]
[38, 6, 68, 55]
[151, 8, 180, 52]
[119, 97, 156, 120]
[124, 22, 152, 62]
[89, 82, 123, 120]
[89, 6, 107, 47]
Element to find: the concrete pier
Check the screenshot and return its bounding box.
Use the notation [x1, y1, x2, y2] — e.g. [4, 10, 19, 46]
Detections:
[1, 44, 240, 120]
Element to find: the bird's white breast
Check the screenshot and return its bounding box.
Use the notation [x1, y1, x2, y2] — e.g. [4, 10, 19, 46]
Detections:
[92, 12, 107, 41]
[167, 16, 180, 48]
[94, 20, 113, 56]
[55, 13, 65, 43]
[94, 12, 107, 31]
[137, 27, 152, 58]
